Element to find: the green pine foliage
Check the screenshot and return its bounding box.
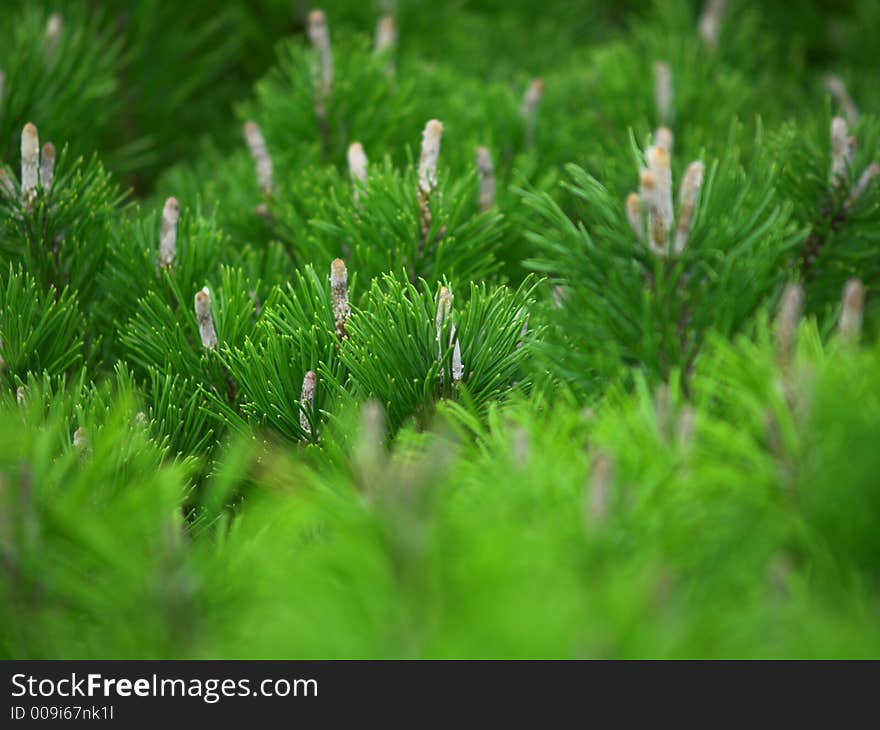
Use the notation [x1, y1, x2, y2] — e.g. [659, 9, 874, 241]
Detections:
[1, 0, 880, 659]
[522, 123, 805, 392]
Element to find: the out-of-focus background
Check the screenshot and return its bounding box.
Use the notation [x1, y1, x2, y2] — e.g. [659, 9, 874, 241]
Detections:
[1, 1, 877, 193]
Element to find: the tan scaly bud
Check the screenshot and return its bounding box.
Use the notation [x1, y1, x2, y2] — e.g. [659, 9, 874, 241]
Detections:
[39, 142, 55, 191]
[654, 125, 674, 153]
[45, 13, 62, 55]
[331, 258, 350, 340]
[347, 142, 368, 206]
[16, 385, 29, 407]
[308, 10, 333, 94]
[194, 287, 218, 349]
[639, 170, 667, 256]
[417, 119, 443, 240]
[475, 145, 495, 212]
[674, 160, 705, 254]
[774, 282, 804, 366]
[830, 116, 854, 185]
[823, 73, 859, 125]
[625, 192, 642, 239]
[646, 145, 673, 230]
[159, 197, 179, 269]
[243, 121, 273, 195]
[308, 9, 332, 142]
[653, 61, 673, 126]
[520, 78, 544, 148]
[374, 15, 397, 55]
[838, 278, 864, 344]
[300, 370, 317, 435]
[418, 119, 443, 196]
[21, 123, 40, 205]
[698, 0, 726, 49]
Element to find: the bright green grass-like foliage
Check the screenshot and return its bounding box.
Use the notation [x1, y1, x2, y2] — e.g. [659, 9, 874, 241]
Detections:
[1, 0, 880, 659]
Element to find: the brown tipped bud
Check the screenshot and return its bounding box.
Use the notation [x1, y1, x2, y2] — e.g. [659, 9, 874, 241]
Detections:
[625, 192, 643, 239]
[194, 286, 218, 349]
[330, 258, 350, 340]
[39, 142, 55, 191]
[375, 14, 397, 54]
[475, 145, 496, 212]
[243, 121, 273, 195]
[640, 169, 667, 256]
[698, 0, 726, 48]
[16, 385, 29, 406]
[639, 144, 674, 257]
[159, 197, 180, 269]
[674, 160, 705, 254]
[521, 78, 544, 147]
[639, 170, 657, 193]
[823, 73, 859, 125]
[774, 282, 804, 366]
[848, 162, 880, 206]
[585, 451, 614, 529]
[308, 10, 333, 93]
[300, 370, 317, 435]
[520, 78, 544, 120]
[646, 145, 673, 228]
[838, 278, 864, 344]
[21, 123, 39, 203]
[418, 119, 443, 240]
[653, 61, 673, 126]
[655, 126, 674, 153]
